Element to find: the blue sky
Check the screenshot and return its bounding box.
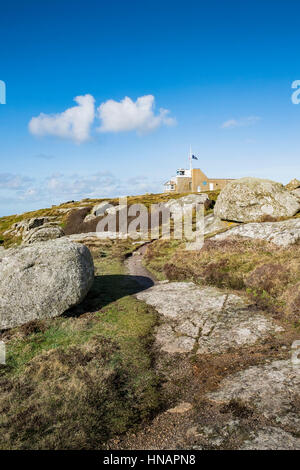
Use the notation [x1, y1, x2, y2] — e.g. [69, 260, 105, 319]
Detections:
[0, 0, 300, 215]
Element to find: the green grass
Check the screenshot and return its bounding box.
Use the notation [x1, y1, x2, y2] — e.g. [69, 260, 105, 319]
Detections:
[0, 240, 159, 449]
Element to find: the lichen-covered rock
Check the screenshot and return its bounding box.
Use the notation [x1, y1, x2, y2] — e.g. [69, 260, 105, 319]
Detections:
[201, 213, 236, 236]
[164, 194, 211, 220]
[212, 218, 300, 247]
[136, 282, 283, 354]
[291, 188, 300, 202]
[286, 178, 300, 191]
[83, 201, 112, 222]
[240, 427, 300, 450]
[3, 217, 56, 238]
[195, 421, 300, 450]
[208, 359, 300, 432]
[65, 231, 139, 241]
[0, 239, 94, 329]
[22, 224, 64, 244]
[214, 177, 300, 222]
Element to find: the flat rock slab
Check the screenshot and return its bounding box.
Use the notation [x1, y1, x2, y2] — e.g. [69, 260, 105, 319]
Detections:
[167, 402, 193, 414]
[240, 427, 300, 450]
[65, 231, 148, 242]
[212, 218, 300, 247]
[208, 359, 300, 432]
[136, 282, 283, 354]
[202, 214, 237, 236]
[196, 420, 300, 450]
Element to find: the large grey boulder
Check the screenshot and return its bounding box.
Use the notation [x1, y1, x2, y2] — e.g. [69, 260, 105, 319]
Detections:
[240, 427, 300, 450]
[0, 239, 94, 330]
[214, 177, 300, 223]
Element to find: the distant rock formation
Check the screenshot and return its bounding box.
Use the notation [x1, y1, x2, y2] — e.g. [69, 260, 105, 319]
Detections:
[22, 224, 64, 244]
[285, 178, 300, 191]
[214, 177, 300, 223]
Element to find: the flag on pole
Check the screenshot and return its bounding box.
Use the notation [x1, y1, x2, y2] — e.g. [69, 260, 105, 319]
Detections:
[191, 154, 198, 160]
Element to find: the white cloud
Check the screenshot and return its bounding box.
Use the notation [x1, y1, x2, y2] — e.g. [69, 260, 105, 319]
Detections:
[28, 94, 176, 142]
[29, 94, 95, 143]
[0, 171, 163, 214]
[0, 173, 34, 190]
[98, 95, 176, 133]
[221, 116, 261, 129]
[221, 119, 239, 129]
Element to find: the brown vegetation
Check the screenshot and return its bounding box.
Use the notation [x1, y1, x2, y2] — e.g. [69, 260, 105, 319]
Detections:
[0, 242, 159, 449]
[144, 237, 300, 322]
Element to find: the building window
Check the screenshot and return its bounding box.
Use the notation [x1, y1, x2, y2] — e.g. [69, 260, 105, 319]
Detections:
[189, 182, 192, 190]
[203, 181, 207, 185]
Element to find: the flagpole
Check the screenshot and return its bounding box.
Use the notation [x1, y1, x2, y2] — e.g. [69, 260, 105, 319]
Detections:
[189, 144, 192, 172]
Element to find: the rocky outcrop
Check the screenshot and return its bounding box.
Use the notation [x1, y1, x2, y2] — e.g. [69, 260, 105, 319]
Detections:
[0, 239, 94, 330]
[191, 358, 300, 449]
[164, 194, 211, 220]
[3, 217, 58, 239]
[83, 201, 112, 222]
[201, 213, 236, 236]
[286, 178, 300, 191]
[291, 188, 300, 202]
[212, 218, 300, 247]
[22, 224, 64, 244]
[208, 359, 300, 432]
[65, 231, 139, 242]
[214, 177, 300, 223]
[136, 281, 283, 354]
[240, 427, 300, 450]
